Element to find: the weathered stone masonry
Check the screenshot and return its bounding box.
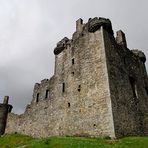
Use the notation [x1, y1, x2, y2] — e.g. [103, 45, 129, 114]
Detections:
[5, 17, 148, 138]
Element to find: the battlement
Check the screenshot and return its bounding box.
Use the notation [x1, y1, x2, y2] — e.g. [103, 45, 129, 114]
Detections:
[116, 30, 127, 48]
[88, 17, 113, 35]
[54, 37, 70, 55]
[131, 49, 146, 63]
[76, 18, 83, 32]
[32, 77, 55, 104]
[54, 17, 118, 55]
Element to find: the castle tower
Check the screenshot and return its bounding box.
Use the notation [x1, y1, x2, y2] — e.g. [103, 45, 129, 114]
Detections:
[5, 17, 148, 138]
[52, 17, 116, 137]
[0, 96, 13, 135]
[38, 17, 148, 137]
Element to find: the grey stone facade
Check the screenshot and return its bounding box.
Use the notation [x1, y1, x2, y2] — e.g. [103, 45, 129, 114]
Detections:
[5, 17, 148, 138]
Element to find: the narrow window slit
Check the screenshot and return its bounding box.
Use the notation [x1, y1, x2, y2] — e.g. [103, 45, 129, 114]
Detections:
[45, 90, 49, 99]
[36, 93, 39, 102]
[68, 102, 70, 108]
[78, 85, 81, 92]
[93, 124, 96, 127]
[145, 87, 148, 95]
[129, 77, 137, 98]
[72, 58, 75, 65]
[72, 72, 74, 75]
[62, 83, 65, 93]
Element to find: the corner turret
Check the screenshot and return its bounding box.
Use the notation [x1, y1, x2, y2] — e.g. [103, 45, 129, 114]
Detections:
[116, 30, 127, 48]
[88, 17, 114, 35]
[76, 18, 83, 32]
[54, 37, 69, 55]
[131, 49, 146, 63]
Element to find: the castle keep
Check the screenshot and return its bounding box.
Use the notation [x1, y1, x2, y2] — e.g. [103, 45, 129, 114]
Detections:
[3, 17, 148, 138]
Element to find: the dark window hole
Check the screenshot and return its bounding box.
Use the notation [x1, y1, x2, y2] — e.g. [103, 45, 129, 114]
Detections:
[45, 90, 49, 99]
[145, 87, 148, 95]
[36, 93, 39, 102]
[72, 58, 75, 65]
[129, 76, 137, 98]
[68, 102, 70, 108]
[78, 85, 81, 92]
[62, 83, 65, 93]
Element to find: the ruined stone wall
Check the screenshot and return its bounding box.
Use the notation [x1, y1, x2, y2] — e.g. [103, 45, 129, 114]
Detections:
[6, 77, 62, 137]
[103, 29, 148, 137]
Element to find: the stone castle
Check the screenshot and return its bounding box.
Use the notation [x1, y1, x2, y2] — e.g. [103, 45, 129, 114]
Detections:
[0, 17, 148, 138]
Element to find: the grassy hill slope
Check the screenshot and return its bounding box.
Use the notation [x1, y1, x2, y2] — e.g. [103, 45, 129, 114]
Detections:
[0, 134, 148, 148]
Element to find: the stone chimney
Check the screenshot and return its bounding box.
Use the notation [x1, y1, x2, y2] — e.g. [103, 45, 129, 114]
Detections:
[116, 30, 127, 48]
[3, 96, 9, 104]
[76, 18, 83, 32]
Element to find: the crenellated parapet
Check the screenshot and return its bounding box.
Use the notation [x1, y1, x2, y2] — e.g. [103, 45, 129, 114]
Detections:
[32, 77, 55, 104]
[88, 17, 113, 35]
[54, 37, 69, 55]
[54, 17, 114, 56]
[131, 49, 146, 63]
[116, 30, 127, 48]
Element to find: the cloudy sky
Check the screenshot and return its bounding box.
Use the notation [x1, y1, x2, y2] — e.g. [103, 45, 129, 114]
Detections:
[0, 0, 148, 114]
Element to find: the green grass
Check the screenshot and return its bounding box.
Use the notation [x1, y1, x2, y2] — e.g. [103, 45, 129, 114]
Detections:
[0, 134, 148, 148]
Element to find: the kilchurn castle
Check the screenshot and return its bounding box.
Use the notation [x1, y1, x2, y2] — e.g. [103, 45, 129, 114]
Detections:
[0, 17, 148, 138]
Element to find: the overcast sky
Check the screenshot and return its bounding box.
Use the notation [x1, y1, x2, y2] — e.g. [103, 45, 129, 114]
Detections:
[0, 0, 148, 114]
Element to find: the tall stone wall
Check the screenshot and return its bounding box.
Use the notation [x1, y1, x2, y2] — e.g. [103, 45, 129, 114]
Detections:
[6, 77, 59, 137]
[53, 26, 115, 137]
[103, 29, 148, 137]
